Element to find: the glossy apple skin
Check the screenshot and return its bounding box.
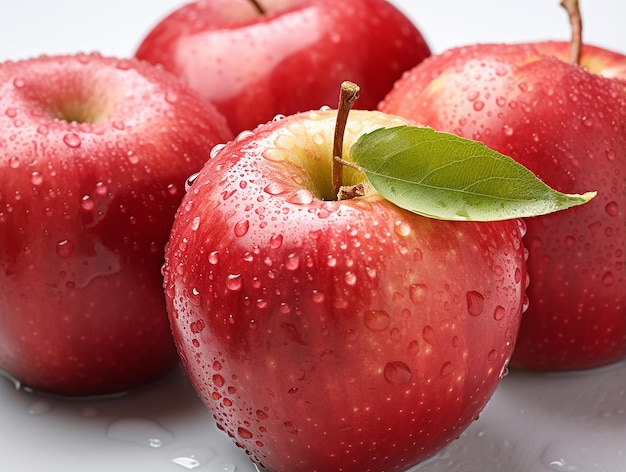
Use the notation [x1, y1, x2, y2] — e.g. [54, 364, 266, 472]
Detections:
[135, 0, 430, 134]
[163, 110, 527, 471]
[0, 53, 233, 396]
[381, 42, 626, 371]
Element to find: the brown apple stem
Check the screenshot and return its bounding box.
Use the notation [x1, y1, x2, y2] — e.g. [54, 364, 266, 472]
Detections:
[560, 0, 582, 65]
[332, 81, 360, 199]
[249, 0, 266, 14]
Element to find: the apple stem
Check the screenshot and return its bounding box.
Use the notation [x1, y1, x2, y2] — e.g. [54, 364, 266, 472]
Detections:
[560, 0, 582, 65]
[332, 81, 360, 199]
[249, 0, 266, 14]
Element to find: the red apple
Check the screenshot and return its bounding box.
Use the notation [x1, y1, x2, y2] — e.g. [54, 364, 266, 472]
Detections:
[0, 53, 233, 396]
[380, 40, 626, 370]
[162, 105, 529, 471]
[135, 0, 430, 134]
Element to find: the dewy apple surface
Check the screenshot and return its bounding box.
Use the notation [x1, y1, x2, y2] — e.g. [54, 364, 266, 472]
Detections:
[0, 0, 625, 471]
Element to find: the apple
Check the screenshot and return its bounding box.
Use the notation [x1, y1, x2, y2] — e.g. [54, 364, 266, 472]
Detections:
[0, 53, 233, 396]
[380, 11, 626, 370]
[134, 0, 431, 134]
[162, 87, 532, 469]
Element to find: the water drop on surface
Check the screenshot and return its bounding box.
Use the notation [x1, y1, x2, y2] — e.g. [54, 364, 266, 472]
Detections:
[466, 291, 485, 316]
[284, 253, 300, 271]
[30, 171, 43, 186]
[439, 361, 453, 377]
[210, 143, 226, 159]
[62, 133, 81, 148]
[234, 219, 250, 237]
[364, 310, 391, 332]
[605, 201, 619, 217]
[384, 361, 412, 386]
[287, 189, 313, 205]
[9, 156, 20, 168]
[106, 417, 174, 448]
[493, 305, 506, 321]
[80, 195, 94, 211]
[28, 400, 52, 415]
[185, 172, 200, 192]
[226, 274, 243, 291]
[409, 284, 427, 304]
[171, 447, 216, 470]
[56, 239, 74, 258]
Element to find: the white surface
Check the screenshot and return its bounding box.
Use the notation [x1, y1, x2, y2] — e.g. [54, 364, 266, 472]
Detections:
[1, 361, 625, 471]
[1, 1, 625, 472]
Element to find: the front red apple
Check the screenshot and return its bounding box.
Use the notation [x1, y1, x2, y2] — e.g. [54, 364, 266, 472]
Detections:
[380, 42, 626, 370]
[163, 109, 527, 471]
[135, 0, 430, 134]
[0, 53, 233, 395]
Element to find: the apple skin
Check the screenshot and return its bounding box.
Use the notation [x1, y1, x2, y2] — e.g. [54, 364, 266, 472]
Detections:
[135, 0, 431, 134]
[163, 109, 528, 471]
[380, 41, 626, 371]
[0, 53, 233, 396]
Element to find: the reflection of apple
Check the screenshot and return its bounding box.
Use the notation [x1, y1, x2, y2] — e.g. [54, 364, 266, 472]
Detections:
[0, 53, 233, 396]
[163, 104, 528, 471]
[381, 40, 626, 370]
[135, 0, 430, 134]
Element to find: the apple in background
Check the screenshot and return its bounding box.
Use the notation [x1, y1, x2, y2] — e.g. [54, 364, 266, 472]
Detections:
[380, 38, 626, 370]
[0, 53, 233, 396]
[162, 103, 528, 471]
[135, 0, 430, 134]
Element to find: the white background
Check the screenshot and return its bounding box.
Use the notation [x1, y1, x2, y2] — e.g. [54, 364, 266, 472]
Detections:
[1, 1, 625, 472]
[0, 0, 624, 61]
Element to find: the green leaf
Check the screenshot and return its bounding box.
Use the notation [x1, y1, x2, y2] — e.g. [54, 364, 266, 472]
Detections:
[348, 126, 596, 221]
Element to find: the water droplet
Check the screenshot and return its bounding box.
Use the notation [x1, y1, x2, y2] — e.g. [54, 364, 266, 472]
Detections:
[284, 253, 300, 271]
[210, 143, 226, 159]
[185, 172, 200, 192]
[287, 189, 313, 205]
[439, 361, 453, 377]
[466, 291, 485, 316]
[30, 171, 43, 186]
[226, 274, 243, 291]
[467, 90, 480, 101]
[502, 125, 514, 136]
[268, 422, 291, 439]
[80, 195, 94, 211]
[107, 418, 174, 448]
[493, 305, 506, 321]
[409, 283, 427, 304]
[605, 201, 619, 217]
[384, 361, 412, 386]
[5, 107, 17, 117]
[56, 239, 74, 258]
[394, 220, 411, 237]
[190, 319, 205, 334]
[171, 447, 216, 470]
[364, 310, 391, 332]
[263, 182, 286, 195]
[209, 251, 219, 265]
[9, 156, 20, 168]
[213, 374, 225, 388]
[487, 349, 498, 362]
[473, 101, 485, 111]
[344, 271, 357, 285]
[311, 290, 325, 303]
[234, 219, 250, 237]
[601, 272, 614, 286]
[272, 113, 287, 122]
[62, 133, 81, 148]
[191, 216, 201, 231]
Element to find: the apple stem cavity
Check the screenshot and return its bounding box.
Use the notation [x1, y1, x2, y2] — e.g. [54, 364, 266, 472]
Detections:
[249, 0, 266, 14]
[332, 81, 360, 199]
[561, 0, 583, 65]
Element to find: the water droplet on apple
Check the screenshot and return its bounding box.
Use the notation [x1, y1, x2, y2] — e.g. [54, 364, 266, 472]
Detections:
[473, 101, 485, 111]
[439, 361, 453, 377]
[344, 271, 357, 286]
[282, 422, 298, 434]
[287, 189, 313, 205]
[191, 216, 201, 231]
[185, 172, 200, 192]
[272, 114, 286, 122]
[327, 256, 337, 267]
[601, 272, 614, 286]
[226, 274, 243, 291]
[502, 125, 514, 136]
[30, 171, 43, 186]
[605, 149, 616, 161]
[263, 182, 286, 195]
[236, 130, 254, 142]
[487, 349, 498, 362]
[62, 132, 81, 148]
[80, 195, 94, 211]
[9, 156, 20, 169]
[384, 361, 412, 386]
[210, 143, 226, 159]
[467, 90, 480, 101]
[466, 291, 485, 316]
[56, 239, 74, 258]
[213, 374, 225, 388]
[364, 310, 391, 332]
[409, 284, 427, 304]
[605, 201, 619, 217]
[209, 251, 219, 265]
[5, 107, 17, 117]
[13, 77, 25, 88]
[493, 305, 506, 321]
[394, 220, 411, 237]
[269, 234, 283, 249]
[234, 219, 249, 237]
[284, 253, 300, 271]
